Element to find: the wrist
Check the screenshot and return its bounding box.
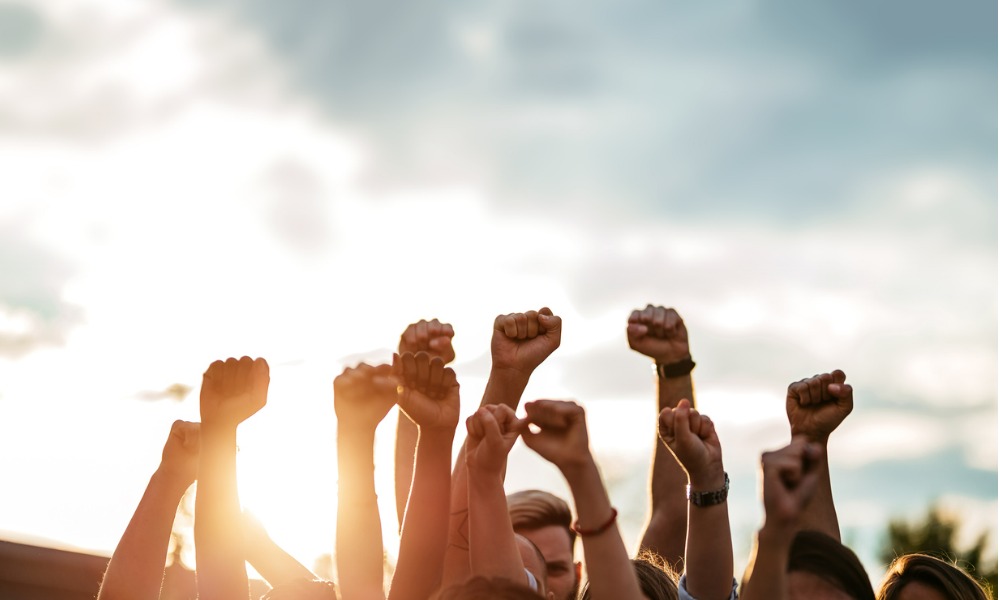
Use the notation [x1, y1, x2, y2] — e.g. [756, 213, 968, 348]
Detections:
[150, 467, 194, 496]
[488, 364, 533, 385]
[687, 465, 726, 492]
[558, 452, 600, 485]
[758, 520, 797, 547]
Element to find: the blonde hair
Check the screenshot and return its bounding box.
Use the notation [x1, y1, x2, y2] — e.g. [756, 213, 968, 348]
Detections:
[507, 489, 576, 548]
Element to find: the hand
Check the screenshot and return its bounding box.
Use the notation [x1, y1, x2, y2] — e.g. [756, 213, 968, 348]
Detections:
[399, 318, 456, 364]
[657, 399, 724, 489]
[786, 370, 852, 442]
[491, 307, 562, 375]
[334, 363, 398, 431]
[394, 351, 460, 432]
[627, 305, 690, 364]
[760, 437, 823, 529]
[465, 405, 524, 475]
[200, 357, 269, 428]
[520, 400, 591, 472]
[159, 420, 200, 485]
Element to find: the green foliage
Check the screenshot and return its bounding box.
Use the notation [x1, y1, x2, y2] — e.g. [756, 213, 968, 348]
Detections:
[881, 504, 997, 597]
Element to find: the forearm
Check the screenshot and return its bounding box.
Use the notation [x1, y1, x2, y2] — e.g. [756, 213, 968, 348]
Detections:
[244, 526, 316, 588]
[394, 413, 418, 531]
[443, 368, 530, 583]
[563, 457, 644, 600]
[682, 470, 734, 600]
[740, 525, 793, 600]
[337, 429, 385, 600]
[390, 429, 454, 600]
[798, 444, 839, 540]
[195, 425, 249, 600]
[98, 470, 190, 600]
[640, 374, 693, 565]
[467, 469, 526, 585]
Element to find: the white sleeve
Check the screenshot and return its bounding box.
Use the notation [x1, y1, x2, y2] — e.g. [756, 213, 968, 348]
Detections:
[677, 574, 739, 600]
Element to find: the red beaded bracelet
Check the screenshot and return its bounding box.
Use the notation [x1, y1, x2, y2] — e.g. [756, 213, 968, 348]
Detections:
[571, 508, 618, 537]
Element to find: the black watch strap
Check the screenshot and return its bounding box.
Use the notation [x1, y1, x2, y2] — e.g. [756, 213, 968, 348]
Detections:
[655, 357, 696, 378]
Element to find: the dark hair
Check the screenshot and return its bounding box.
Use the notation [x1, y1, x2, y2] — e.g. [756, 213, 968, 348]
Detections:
[578, 551, 679, 600]
[878, 553, 991, 600]
[259, 578, 337, 600]
[437, 576, 545, 600]
[788, 530, 875, 600]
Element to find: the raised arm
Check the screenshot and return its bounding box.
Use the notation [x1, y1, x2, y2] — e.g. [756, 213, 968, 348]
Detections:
[334, 362, 398, 600]
[443, 308, 561, 585]
[98, 420, 199, 600]
[631, 305, 695, 570]
[466, 405, 530, 586]
[740, 437, 823, 600]
[389, 351, 461, 600]
[242, 511, 318, 589]
[195, 356, 269, 600]
[658, 400, 735, 600]
[785, 369, 853, 541]
[521, 400, 644, 600]
[394, 319, 455, 530]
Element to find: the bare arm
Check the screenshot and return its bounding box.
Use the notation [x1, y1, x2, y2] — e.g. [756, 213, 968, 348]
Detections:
[658, 400, 733, 600]
[466, 406, 527, 585]
[393, 319, 455, 530]
[785, 370, 853, 541]
[195, 357, 269, 600]
[242, 511, 317, 588]
[522, 400, 644, 600]
[98, 421, 198, 600]
[631, 305, 695, 570]
[334, 363, 398, 600]
[740, 438, 822, 600]
[443, 308, 561, 586]
[389, 352, 461, 600]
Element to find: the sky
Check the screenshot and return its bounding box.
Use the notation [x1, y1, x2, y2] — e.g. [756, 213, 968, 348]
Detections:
[0, 0, 996, 584]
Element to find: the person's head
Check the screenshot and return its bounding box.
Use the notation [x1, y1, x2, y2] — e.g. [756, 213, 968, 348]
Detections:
[787, 530, 875, 600]
[259, 578, 337, 600]
[579, 551, 679, 600]
[515, 533, 551, 598]
[877, 553, 990, 600]
[508, 489, 580, 600]
[437, 576, 545, 600]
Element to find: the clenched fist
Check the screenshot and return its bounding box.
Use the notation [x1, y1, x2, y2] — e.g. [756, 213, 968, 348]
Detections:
[394, 351, 461, 432]
[491, 307, 562, 375]
[200, 357, 269, 428]
[399, 319, 456, 364]
[334, 363, 398, 431]
[786, 370, 852, 442]
[627, 305, 690, 364]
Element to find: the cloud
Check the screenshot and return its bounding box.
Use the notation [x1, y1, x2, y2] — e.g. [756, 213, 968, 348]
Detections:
[0, 222, 81, 358]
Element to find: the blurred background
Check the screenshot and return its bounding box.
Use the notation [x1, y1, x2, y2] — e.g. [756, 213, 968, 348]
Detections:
[0, 0, 995, 591]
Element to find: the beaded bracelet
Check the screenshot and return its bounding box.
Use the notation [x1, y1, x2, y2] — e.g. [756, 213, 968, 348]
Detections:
[571, 508, 618, 537]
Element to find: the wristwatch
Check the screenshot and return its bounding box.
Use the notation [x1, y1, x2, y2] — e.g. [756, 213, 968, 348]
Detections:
[655, 356, 696, 378]
[687, 472, 729, 507]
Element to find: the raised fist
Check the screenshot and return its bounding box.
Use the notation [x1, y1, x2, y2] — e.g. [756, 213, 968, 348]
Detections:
[394, 351, 460, 432]
[627, 305, 690, 364]
[399, 318, 456, 364]
[760, 437, 823, 528]
[200, 357, 269, 428]
[465, 405, 523, 475]
[491, 307, 562, 375]
[159, 420, 200, 485]
[520, 400, 590, 471]
[786, 370, 853, 442]
[334, 363, 398, 431]
[657, 399, 724, 489]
